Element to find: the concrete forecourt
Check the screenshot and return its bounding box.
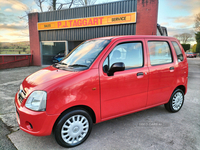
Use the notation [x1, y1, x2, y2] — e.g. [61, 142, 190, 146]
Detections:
[0, 58, 199, 149]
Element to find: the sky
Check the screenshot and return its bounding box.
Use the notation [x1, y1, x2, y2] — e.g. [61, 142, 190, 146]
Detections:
[0, 0, 199, 44]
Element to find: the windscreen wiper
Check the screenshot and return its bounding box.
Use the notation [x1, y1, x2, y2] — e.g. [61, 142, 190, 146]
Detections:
[58, 62, 67, 65]
[68, 64, 88, 67]
[52, 62, 67, 69]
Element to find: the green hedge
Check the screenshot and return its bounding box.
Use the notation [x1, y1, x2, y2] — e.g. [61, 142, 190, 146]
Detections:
[195, 32, 200, 53]
[181, 44, 190, 52]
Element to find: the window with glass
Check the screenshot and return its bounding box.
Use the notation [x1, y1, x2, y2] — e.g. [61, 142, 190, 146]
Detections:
[41, 41, 66, 65]
[103, 42, 143, 73]
[172, 41, 184, 62]
[53, 40, 110, 71]
[148, 41, 173, 65]
[62, 40, 110, 66]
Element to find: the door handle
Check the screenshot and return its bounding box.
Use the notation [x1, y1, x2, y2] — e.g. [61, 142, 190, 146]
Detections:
[137, 72, 144, 76]
[169, 67, 174, 70]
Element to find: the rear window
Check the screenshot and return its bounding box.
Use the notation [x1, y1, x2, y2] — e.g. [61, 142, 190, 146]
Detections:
[148, 41, 173, 65]
[172, 41, 184, 62]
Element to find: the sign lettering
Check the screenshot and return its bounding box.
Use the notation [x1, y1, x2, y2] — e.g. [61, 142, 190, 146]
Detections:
[37, 12, 136, 31]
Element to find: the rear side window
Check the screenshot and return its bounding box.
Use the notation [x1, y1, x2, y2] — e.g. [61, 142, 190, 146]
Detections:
[148, 41, 173, 65]
[172, 41, 184, 62]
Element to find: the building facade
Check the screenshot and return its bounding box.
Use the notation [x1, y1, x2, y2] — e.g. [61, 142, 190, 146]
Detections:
[29, 0, 165, 66]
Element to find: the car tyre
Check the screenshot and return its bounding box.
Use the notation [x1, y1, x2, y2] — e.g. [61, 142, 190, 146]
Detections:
[165, 89, 184, 113]
[54, 109, 93, 148]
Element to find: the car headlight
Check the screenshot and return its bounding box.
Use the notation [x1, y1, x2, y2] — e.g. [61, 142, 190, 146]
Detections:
[19, 84, 23, 91]
[25, 91, 47, 111]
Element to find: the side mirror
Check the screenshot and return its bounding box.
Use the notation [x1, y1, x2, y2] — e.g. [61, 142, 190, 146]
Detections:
[107, 62, 125, 76]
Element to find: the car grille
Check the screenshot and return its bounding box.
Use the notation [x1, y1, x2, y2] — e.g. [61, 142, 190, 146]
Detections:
[18, 89, 26, 104]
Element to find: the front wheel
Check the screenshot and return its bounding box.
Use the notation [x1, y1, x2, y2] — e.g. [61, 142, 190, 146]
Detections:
[54, 109, 93, 148]
[165, 89, 184, 113]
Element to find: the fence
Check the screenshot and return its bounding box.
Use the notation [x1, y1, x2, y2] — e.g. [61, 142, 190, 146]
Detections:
[0, 54, 32, 70]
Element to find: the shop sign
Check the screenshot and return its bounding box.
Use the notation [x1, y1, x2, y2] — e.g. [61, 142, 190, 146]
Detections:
[37, 12, 136, 31]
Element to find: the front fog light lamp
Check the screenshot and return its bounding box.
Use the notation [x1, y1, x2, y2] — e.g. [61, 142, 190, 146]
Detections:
[25, 91, 47, 111]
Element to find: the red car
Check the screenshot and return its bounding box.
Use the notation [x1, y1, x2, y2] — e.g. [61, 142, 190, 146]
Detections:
[15, 35, 188, 148]
[186, 52, 197, 58]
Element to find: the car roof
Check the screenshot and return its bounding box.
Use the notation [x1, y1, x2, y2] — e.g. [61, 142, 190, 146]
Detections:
[90, 35, 177, 41]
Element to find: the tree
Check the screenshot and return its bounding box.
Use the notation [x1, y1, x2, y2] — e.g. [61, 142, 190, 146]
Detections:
[181, 33, 192, 44]
[195, 32, 200, 53]
[173, 34, 181, 42]
[192, 44, 197, 52]
[194, 13, 200, 32]
[49, 0, 75, 11]
[20, 0, 97, 30]
[173, 33, 192, 44]
[20, 0, 97, 22]
[34, 0, 46, 12]
[76, 0, 97, 6]
[23, 48, 26, 52]
[194, 13, 200, 53]
[32, 0, 76, 12]
[3, 46, 9, 49]
[34, 0, 97, 12]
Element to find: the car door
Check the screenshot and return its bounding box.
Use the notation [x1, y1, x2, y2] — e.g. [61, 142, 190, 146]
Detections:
[99, 38, 149, 120]
[146, 39, 177, 106]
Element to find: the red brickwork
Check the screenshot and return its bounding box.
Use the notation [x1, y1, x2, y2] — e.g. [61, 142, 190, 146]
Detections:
[136, 0, 158, 35]
[0, 55, 32, 70]
[28, 13, 41, 66]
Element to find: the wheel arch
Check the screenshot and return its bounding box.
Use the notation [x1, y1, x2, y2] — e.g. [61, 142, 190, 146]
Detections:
[165, 86, 185, 113]
[53, 105, 96, 132]
[175, 85, 186, 94]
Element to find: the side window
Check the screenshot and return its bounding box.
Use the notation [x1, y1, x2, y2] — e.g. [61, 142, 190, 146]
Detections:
[172, 41, 184, 62]
[103, 42, 143, 73]
[148, 41, 173, 65]
[103, 57, 109, 73]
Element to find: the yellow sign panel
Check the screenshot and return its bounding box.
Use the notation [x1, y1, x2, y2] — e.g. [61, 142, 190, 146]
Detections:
[37, 12, 136, 31]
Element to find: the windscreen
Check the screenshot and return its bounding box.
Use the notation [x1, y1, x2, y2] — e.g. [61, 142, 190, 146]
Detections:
[54, 39, 110, 70]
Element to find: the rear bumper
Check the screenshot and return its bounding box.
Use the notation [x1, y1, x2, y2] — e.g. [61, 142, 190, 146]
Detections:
[15, 93, 59, 136]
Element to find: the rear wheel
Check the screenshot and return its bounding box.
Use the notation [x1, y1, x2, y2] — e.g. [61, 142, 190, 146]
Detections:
[165, 89, 184, 113]
[54, 109, 93, 148]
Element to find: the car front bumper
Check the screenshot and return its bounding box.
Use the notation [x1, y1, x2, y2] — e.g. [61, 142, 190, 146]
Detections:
[15, 93, 59, 136]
